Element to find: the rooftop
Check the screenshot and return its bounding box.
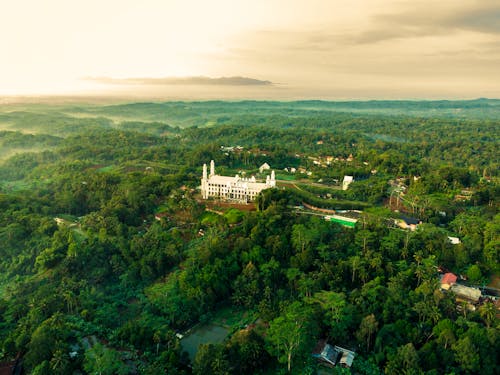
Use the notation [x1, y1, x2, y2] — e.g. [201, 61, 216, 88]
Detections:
[441, 272, 457, 286]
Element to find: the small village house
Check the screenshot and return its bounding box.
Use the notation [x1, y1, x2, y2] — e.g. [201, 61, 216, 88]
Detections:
[440, 272, 457, 290]
[342, 175, 354, 190]
[312, 340, 356, 368]
[259, 162, 271, 173]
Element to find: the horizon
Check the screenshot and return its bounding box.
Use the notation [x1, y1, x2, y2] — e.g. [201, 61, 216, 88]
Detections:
[1, 94, 499, 105]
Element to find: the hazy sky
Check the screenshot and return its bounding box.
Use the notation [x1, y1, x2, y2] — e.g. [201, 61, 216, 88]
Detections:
[2, 0, 499, 99]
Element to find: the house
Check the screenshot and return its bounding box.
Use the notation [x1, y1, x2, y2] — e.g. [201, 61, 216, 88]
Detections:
[336, 345, 356, 368]
[312, 340, 356, 368]
[395, 215, 421, 231]
[54, 217, 65, 225]
[342, 176, 354, 190]
[448, 236, 461, 245]
[325, 215, 357, 228]
[450, 284, 481, 303]
[312, 340, 338, 367]
[259, 163, 271, 173]
[440, 272, 457, 290]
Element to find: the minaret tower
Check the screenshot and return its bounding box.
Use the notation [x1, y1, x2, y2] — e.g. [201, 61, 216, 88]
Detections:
[210, 160, 215, 177]
[270, 170, 276, 187]
[201, 163, 208, 199]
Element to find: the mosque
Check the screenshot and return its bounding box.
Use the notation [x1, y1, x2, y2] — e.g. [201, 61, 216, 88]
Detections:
[201, 160, 276, 202]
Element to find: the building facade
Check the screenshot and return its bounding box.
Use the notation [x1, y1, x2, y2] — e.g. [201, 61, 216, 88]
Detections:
[342, 175, 354, 190]
[201, 160, 275, 202]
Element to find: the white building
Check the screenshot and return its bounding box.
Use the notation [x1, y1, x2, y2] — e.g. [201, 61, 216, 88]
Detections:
[259, 162, 271, 173]
[201, 160, 276, 202]
[342, 175, 354, 190]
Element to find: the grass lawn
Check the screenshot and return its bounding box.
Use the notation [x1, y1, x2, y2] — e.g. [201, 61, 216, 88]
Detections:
[96, 165, 116, 172]
[275, 173, 296, 181]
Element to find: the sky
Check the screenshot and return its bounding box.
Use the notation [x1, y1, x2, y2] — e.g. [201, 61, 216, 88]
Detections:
[1, 0, 499, 99]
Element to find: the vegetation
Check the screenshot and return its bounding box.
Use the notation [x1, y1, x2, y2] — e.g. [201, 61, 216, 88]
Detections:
[0, 99, 498, 374]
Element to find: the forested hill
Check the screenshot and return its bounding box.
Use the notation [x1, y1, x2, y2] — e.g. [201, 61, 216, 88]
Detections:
[0, 100, 498, 374]
[66, 98, 500, 124]
[2, 99, 500, 130]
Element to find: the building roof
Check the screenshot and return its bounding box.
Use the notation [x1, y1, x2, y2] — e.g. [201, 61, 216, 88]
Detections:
[450, 284, 481, 302]
[312, 340, 356, 368]
[325, 215, 357, 228]
[399, 215, 421, 225]
[208, 175, 239, 184]
[343, 175, 354, 183]
[335, 345, 356, 368]
[312, 340, 340, 367]
[441, 273, 457, 285]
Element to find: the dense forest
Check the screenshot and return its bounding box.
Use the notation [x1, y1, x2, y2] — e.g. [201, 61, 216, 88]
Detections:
[0, 100, 498, 374]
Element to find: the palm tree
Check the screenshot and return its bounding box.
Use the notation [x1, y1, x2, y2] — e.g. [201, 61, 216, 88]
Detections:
[479, 302, 496, 328]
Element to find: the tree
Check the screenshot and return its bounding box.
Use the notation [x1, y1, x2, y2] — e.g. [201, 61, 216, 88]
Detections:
[291, 224, 312, 253]
[308, 291, 345, 323]
[479, 302, 496, 328]
[48, 348, 72, 375]
[266, 302, 317, 372]
[24, 313, 72, 371]
[355, 229, 376, 254]
[413, 301, 441, 325]
[349, 255, 362, 283]
[193, 343, 229, 375]
[466, 264, 482, 283]
[232, 261, 260, 308]
[356, 314, 379, 351]
[433, 319, 456, 350]
[452, 336, 480, 373]
[385, 343, 420, 375]
[308, 290, 350, 341]
[30, 361, 51, 375]
[226, 330, 269, 374]
[83, 343, 129, 375]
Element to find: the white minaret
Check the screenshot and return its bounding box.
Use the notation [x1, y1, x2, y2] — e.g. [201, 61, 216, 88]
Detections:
[210, 160, 215, 177]
[201, 163, 208, 199]
[270, 170, 276, 187]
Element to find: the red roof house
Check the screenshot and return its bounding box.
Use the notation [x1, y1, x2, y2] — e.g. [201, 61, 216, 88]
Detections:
[441, 272, 457, 289]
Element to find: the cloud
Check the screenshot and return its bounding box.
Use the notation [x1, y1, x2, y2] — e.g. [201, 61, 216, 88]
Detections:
[450, 6, 500, 35]
[351, 1, 500, 44]
[83, 76, 273, 86]
[234, 2, 500, 55]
